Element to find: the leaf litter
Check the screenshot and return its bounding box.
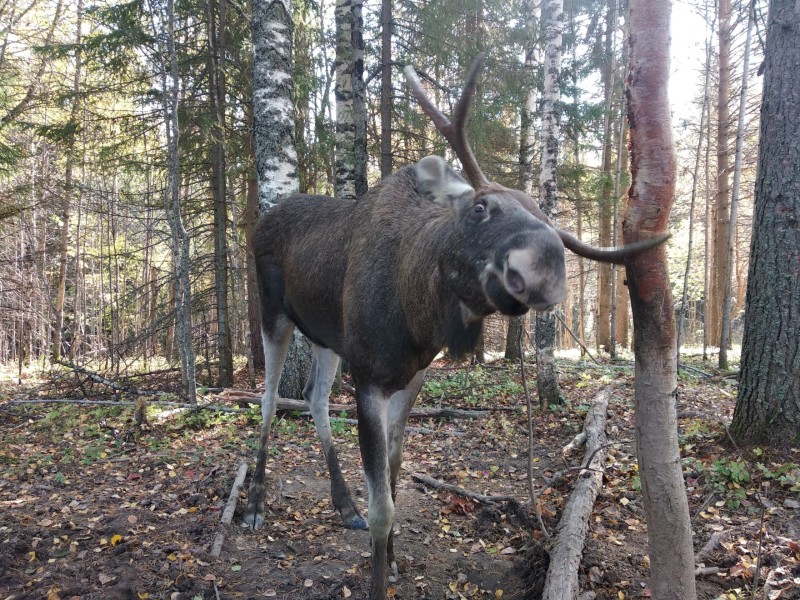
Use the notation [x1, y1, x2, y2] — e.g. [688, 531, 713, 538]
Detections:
[0, 358, 798, 599]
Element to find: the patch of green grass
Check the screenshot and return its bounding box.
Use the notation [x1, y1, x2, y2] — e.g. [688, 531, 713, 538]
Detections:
[421, 366, 523, 407]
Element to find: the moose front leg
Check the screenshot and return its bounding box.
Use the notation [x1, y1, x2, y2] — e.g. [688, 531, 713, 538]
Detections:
[305, 344, 367, 530]
[356, 385, 394, 600]
[385, 369, 426, 580]
[243, 316, 294, 529]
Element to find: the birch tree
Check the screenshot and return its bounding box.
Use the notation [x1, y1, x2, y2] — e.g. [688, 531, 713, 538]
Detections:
[624, 0, 696, 595]
[252, 0, 310, 398]
[535, 0, 563, 406]
[334, 0, 367, 199]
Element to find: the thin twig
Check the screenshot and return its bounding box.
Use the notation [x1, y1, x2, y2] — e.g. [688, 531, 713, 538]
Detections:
[553, 312, 601, 364]
[519, 324, 550, 540]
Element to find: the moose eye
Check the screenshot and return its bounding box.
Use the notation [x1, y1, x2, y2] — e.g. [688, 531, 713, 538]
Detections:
[473, 203, 486, 214]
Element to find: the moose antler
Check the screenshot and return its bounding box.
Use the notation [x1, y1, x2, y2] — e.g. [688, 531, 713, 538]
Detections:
[403, 55, 490, 190]
[403, 56, 670, 264]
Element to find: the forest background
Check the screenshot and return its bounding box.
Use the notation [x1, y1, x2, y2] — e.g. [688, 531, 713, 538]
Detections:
[0, 0, 763, 388]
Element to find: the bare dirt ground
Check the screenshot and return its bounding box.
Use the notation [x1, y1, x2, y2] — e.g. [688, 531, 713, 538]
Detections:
[1, 359, 799, 600]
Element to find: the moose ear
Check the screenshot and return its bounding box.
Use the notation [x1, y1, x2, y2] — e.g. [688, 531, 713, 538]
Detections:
[415, 156, 474, 211]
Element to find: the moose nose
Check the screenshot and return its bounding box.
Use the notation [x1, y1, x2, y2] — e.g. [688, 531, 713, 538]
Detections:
[503, 230, 567, 311]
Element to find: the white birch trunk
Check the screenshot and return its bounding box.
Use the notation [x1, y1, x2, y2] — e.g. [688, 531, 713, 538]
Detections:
[334, 0, 366, 200]
[251, 0, 311, 398]
[535, 0, 563, 407]
[252, 0, 299, 212]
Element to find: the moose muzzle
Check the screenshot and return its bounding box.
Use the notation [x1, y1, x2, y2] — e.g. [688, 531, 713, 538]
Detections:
[502, 227, 567, 312]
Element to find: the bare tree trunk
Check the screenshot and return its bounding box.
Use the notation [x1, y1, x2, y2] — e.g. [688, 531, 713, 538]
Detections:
[710, 0, 732, 352]
[379, 0, 392, 178]
[610, 78, 625, 358]
[52, 0, 82, 361]
[625, 1, 697, 596]
[679, 0, 714, 367]
[720, 0, 754, 369]
[703, 38, 713, 361]
[208, 0, 233, 386]
[596, 0, 617, 354]
[149, 0, 197, 402]
[519, 0, 541, 197]
[536, 0, 563, 407]
[512, 0, 540, 357]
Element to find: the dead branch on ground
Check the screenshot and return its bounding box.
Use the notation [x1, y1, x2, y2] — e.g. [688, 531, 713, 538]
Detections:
[541, 388, 611, 600]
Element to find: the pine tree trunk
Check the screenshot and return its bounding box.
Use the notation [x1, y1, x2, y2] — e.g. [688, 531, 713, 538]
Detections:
[536, 0, 563, 407]
[731, 0, 800, 445]
[52, 0, 82, 361]
[678, 0, 714, 365]
[156, 0, 197, 402]
[625, 1, 697, 596]
[596, 0, 617, 354]
[208, 0, 233, 386]
[720, 0, 754, 370]
[519, 0, 541, 196]
[709, 0, 732, 351]
[379, 0, 392, 178]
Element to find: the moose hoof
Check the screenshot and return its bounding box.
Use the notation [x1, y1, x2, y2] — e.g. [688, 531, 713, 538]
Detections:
[343, 514, 368, 530]
[388, 560, 399, 583]
[242, 510, 265, 530]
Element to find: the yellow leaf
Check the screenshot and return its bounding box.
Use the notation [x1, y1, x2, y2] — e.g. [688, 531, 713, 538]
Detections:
[450, 581, 459, 592]
[495, 590, 503, 599]
[167, 553, 177, 561]
[137, 593, 149, 599]
[100, 452, 107, 459]
[618, 592, 625, 599]
[27, 551, 36, 561]
[111, 534, 123, 546]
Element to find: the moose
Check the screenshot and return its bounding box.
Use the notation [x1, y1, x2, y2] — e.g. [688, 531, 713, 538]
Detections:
[244, 56, 667, 600]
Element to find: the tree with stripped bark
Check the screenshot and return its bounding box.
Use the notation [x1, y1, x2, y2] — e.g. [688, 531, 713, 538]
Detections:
[624, 0, 697, 596]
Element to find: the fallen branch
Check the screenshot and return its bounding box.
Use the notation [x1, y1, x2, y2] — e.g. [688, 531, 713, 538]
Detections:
[541, 388, 611, 600]
[54, 360, 160, 396]
[216, 389, 487, 419]
[7, 398, 242, 413]
[330, 417, 464, 436]
[410, 472, 516, 505]
[695, 530, 729, 564]
[211, 462, 249, 558]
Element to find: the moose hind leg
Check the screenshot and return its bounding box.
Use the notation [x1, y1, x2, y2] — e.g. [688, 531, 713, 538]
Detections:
[305, 345, 367, 530]
[243, 316, 294, 529]
[357, 385, 393, 600]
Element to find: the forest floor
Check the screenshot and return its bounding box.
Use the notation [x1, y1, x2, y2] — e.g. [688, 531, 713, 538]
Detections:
[1, 355, 799, 600]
